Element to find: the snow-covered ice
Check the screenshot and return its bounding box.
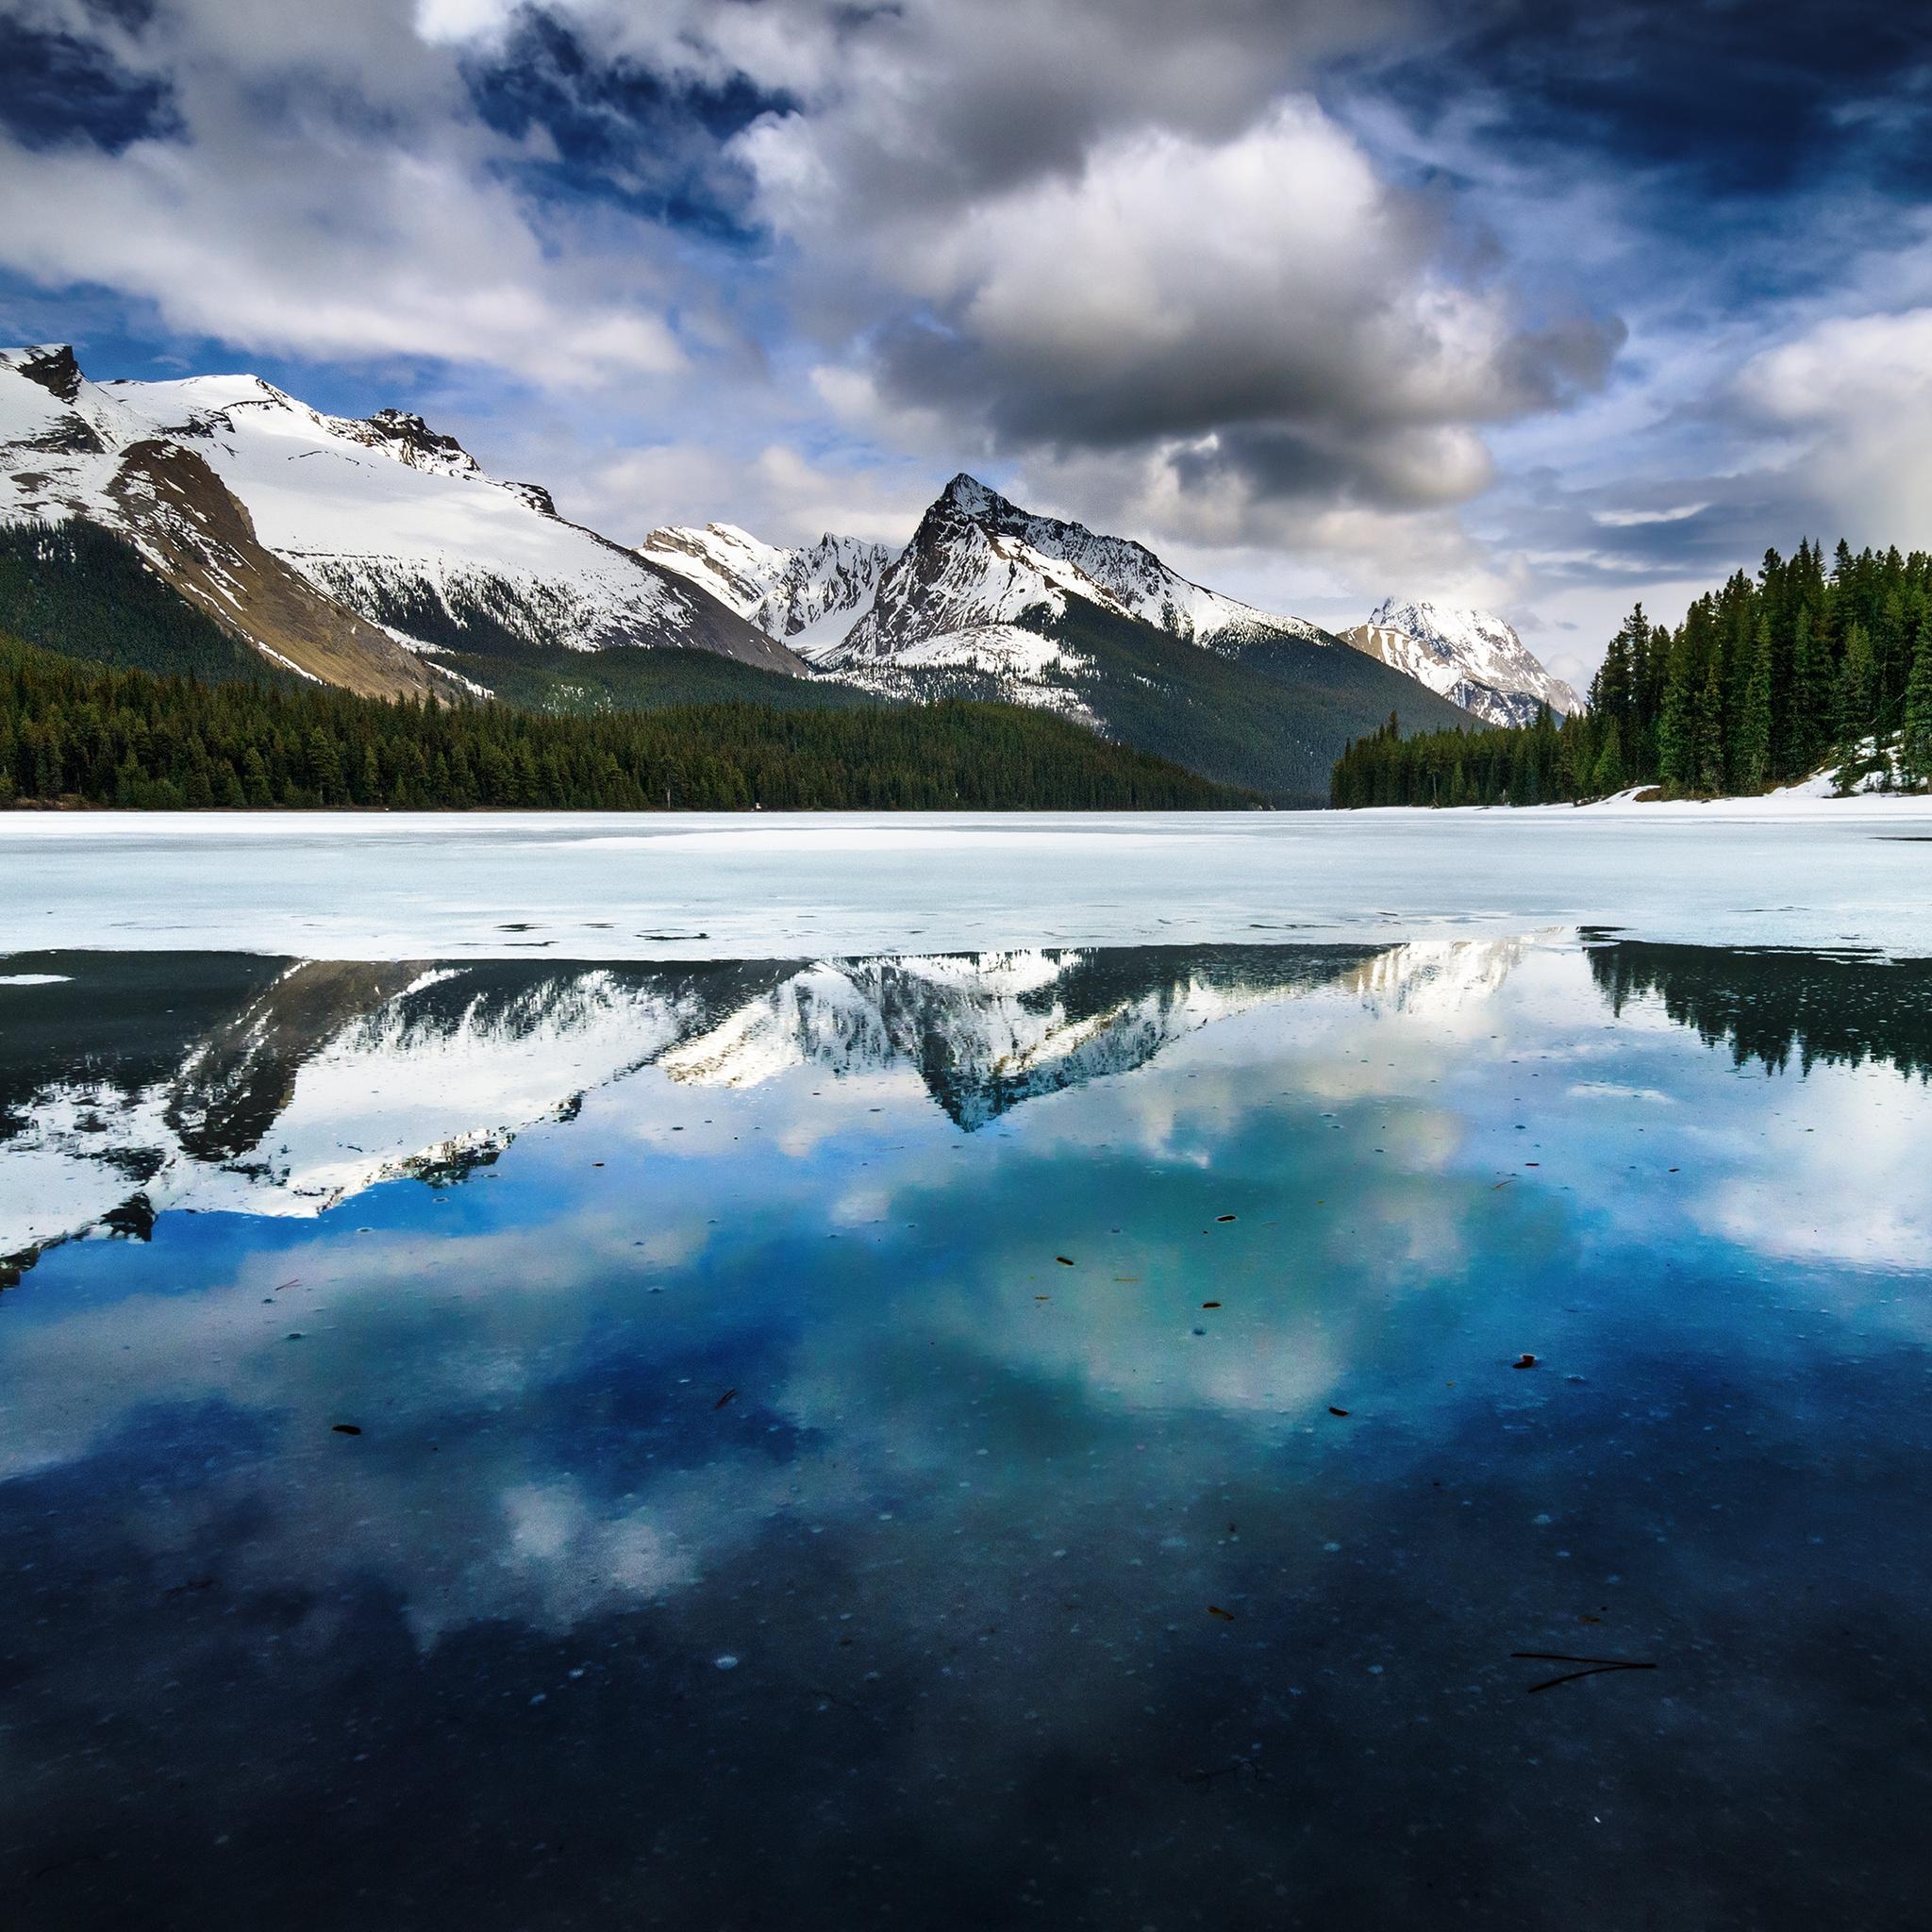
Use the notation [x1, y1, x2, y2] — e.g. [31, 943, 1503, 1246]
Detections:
[6, 796, 1932, 962]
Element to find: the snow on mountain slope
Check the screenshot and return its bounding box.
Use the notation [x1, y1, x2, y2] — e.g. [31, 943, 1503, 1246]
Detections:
[832, 474, 1321, 675]
[1347, 599, 1583, 727]
[839, 480, 1130, 658]
[638, 524, 891, 661]
[929, 475, 1326, 646]
[0, 345, 805, 688]
[0, 346, 450, 698]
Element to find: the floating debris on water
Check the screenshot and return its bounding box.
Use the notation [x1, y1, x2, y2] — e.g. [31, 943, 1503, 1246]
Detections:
[1511, 1651, 1657, 1693]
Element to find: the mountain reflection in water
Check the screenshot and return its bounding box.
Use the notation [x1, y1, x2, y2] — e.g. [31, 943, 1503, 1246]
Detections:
[5, 939, 1543, 1274]
[1, 933, 1929, 1931]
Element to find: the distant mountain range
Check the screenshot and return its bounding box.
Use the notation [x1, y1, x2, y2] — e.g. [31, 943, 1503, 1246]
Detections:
[645, 473, 1474, 798]
[0, 342, 1577, 800]
[1344, 599, 1583, 726]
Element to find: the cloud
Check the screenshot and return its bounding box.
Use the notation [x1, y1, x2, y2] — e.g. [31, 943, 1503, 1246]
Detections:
[0, 0, 692, 383]
[582, 438, 935, 548]
[747, 70, 1622, 510]
[1732, 305, 1932, 539]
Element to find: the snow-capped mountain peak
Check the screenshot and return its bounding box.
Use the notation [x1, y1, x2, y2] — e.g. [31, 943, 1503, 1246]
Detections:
[898, 473, 1325, 650]
[1346, 598, 1583, 727]
[939, 471, 997, 515]
[637, 521, 892, 657]
[0, 344, 805, 692]
[828, 472, 1325, 675]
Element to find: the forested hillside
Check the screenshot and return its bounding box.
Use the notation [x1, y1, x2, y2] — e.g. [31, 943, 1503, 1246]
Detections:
[1332, 541, 1932, 806]
[0, 520, 295, 688]
[0, 637, 1255, 811]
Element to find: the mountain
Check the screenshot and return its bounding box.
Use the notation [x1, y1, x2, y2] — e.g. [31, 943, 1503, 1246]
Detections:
[858, 474, 1327, 652]
[2, 942, 1424, 1275]
[0, 343, 1477, 796]
[1345, 598, 1582, 727]
[807, 474, 1472, 802]
[638, 524, 892, 658]
[0, 344, 803, 700]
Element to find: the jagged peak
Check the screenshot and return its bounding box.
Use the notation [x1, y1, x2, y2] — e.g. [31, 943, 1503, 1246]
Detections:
[939, 472, 1000, 515]
[1, 343, 84, 402]
[352, 407, 480, 475]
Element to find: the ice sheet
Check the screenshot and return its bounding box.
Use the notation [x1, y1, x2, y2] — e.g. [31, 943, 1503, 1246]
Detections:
[5, 798, 1932, 962]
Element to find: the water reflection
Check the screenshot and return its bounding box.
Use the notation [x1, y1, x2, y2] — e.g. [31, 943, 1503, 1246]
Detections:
[1, 936, 1929, 1929]
[1589, 935, 1932, 1079]
[5, 940, 1542, 1274]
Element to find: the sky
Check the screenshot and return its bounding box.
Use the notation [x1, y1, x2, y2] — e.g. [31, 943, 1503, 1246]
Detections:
[1, 0, 1929, 684]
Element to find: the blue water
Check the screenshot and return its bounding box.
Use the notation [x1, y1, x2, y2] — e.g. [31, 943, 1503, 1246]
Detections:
[1, 937, 1928, 1928]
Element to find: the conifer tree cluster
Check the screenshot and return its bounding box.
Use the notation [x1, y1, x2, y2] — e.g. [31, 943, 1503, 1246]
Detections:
[0, 637, 1255, 812]
[1332, 541, 1932, 807]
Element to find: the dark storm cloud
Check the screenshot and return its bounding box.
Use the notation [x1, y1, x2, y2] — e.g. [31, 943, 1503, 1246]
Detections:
[0, 5, 178, 152]
[465, 8, 787, 240]
[1374, 0, 1932, 200]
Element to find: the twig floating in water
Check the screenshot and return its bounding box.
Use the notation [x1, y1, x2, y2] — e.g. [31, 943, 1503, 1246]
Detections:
[1511, 1650, 1657, 1693]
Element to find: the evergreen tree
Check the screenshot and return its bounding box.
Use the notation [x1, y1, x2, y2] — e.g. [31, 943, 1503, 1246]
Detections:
[1694, 650, 1726, 796]
[1902, 621, 1932, 790]
[1835, 621, 1874, 745]
[1592, 717, 1627, 796]
[1735, 619, 1774, 793]
[1657, 640, 1698, 792]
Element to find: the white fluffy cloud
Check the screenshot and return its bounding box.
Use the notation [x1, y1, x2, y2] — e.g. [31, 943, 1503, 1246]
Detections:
[1733, 305, 1932, 538]
[741, 86, 1620, 565]
[581, 439, 938, 548]
[0, 0, 689, 382]
[0, 134, 684, 383]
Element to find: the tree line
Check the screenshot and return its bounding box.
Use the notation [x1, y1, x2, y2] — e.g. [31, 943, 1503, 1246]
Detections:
[1332, 539, 1932, 806]
[0, 636, 1256, 812]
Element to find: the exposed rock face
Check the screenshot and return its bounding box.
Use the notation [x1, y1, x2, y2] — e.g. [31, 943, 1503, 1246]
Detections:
[12, 344, 83, 404]
[336, 408, 484, 478]
[105, 440, 447, 700]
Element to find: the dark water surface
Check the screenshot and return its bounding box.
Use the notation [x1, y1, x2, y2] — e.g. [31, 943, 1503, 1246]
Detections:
[1, 937, 1929, 1929]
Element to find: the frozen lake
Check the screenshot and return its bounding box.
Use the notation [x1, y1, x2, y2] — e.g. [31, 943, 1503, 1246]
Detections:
[5, 815, 1931, 1928]
[3, 933, 1931, 1928]
[6, 798, 1932, 959]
